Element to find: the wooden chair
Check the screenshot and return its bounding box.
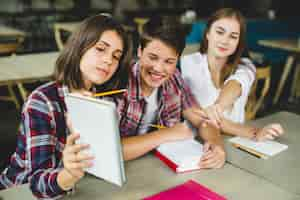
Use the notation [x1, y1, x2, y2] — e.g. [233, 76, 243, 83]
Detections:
[54, 23, 67, 51]
[290, 63, 300, 101]
[245, 66, 271, 120]
[54, 22, 81, 50]
[0, 37, 24, 109]
[133, 17, 149, 35]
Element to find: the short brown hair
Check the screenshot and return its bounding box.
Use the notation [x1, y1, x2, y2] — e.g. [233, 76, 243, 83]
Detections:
[140, 16, 186, 56]
[200, 8, 246, 81]
[54, 14, 132, 91]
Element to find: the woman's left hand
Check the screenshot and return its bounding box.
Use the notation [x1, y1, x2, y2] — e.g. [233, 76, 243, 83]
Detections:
[254, 123, 284, 142]
[203, 104, 224, 128]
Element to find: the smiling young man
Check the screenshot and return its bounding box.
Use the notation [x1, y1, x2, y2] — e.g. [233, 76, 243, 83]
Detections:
[116, 16, 226, 169]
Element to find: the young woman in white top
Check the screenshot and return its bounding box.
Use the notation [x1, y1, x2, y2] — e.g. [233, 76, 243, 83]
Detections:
[181, 8, 283, 141]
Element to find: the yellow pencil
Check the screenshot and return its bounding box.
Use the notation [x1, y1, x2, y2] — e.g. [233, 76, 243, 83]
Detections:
[232, 143, 267, 159]
[149, 124, 166, 129]
[93, 89, 127, 97]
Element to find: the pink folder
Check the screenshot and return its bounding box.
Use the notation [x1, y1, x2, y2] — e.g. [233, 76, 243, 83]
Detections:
[143, 180, 227, 200]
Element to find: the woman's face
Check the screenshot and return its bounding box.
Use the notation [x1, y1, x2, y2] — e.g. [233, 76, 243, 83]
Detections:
[80, 30, 123, 89]
[206, 17, 240, 59]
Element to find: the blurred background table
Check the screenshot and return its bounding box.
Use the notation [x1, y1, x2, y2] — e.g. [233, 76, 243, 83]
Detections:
[258, 39, 300, 104]
[225, 111, 300, 195]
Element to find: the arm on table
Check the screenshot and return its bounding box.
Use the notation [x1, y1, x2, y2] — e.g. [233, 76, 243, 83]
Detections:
[121, 123, 193, 161]
[183, 107, 226, 169]
[205, 58, 256, 125]
[219, 117, 284, 141]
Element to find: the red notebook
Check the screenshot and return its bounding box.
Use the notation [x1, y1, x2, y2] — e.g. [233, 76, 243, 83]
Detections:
[155, 139, 203, 173]
[143, 180, 227, 200]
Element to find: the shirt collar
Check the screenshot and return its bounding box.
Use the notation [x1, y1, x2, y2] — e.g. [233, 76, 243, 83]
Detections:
[127, 62, 146, 101]
[57, 82, 69, 100]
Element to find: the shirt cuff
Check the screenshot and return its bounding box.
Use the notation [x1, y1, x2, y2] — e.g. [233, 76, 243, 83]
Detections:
[50, 170, 67, 195]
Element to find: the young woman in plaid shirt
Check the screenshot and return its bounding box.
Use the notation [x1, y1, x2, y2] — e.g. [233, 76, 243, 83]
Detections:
[0, 14, 131, 199]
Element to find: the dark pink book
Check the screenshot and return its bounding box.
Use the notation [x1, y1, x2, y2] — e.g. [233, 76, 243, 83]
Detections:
[143, 180, 227, 200]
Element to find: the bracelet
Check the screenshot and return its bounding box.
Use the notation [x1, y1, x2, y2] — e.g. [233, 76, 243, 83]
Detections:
[250, 127, 259, 140]
[66, 184, 76, 196]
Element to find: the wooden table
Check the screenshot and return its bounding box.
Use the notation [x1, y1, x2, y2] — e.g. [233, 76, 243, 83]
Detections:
[258, 39, 300, 104]
[0, 153, 299, 200]
[0, 52, 59, 100]
[225, 112, 300, 195]
[0, 25, 25, 37]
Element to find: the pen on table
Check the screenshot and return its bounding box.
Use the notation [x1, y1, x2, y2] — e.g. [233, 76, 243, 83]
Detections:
[232, 143, 266, 159]
[93, 89, 127, 97]
[149, 124, 166, 129]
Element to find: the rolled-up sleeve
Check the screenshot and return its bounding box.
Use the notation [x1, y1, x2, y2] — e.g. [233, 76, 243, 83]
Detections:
[224, 58, 256, 122]
[21, 92, 65, 199]
[226, 57, 256, 100]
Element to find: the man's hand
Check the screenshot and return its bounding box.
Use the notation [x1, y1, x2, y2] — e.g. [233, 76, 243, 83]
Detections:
[203, 104, 223, 128]
[191, 105, 223, 129]
[199, 142, 226, 169]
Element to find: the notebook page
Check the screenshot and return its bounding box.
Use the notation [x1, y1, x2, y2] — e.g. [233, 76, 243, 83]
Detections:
[229, 137, 288, 156]
[157, 139, 203, 168]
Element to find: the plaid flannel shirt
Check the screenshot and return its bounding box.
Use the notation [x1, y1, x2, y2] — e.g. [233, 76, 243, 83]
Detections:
[0, 82, 68, 199]
[116, 62, 198, 137]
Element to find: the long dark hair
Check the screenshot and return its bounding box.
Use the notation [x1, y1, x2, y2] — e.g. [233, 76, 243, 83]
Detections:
[54, 14, 132, 91]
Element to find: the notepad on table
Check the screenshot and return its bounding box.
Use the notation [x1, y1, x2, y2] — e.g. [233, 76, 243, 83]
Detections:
[65, 93, 126, 186]
[228, 136, 288, 159]
[143, 180, 227, 200]
[155, 139, 203, 173]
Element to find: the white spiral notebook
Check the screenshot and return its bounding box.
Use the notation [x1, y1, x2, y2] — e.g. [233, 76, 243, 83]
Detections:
[155, 139, 203, 173]
[65, 93, 126, 186]
[229, 136, 288, 159]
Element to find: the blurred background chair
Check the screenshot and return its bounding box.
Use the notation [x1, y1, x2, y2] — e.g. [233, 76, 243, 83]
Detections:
[53, 22, 72, 50]
[290, 63, 300, 101]
[133, 17, 149, 34]
[245, 65, 271, 120]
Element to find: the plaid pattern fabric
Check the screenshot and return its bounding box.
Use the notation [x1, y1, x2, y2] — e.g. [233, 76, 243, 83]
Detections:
[116, 62, 198, 137]
[0, 82, 68, 199]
